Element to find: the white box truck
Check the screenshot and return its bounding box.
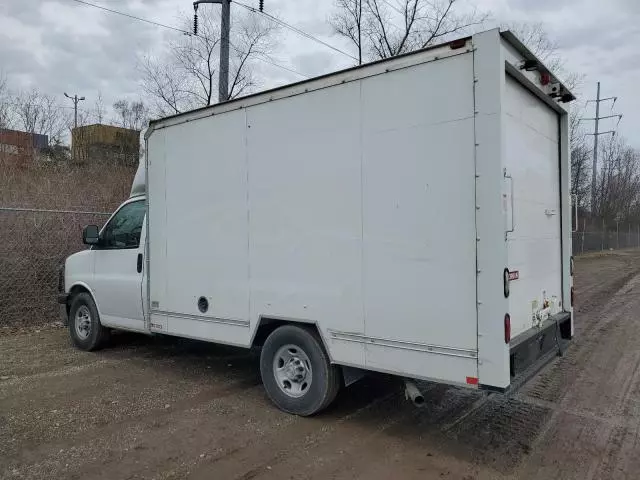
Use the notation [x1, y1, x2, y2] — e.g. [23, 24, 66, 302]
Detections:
[59, 29, 575, 415]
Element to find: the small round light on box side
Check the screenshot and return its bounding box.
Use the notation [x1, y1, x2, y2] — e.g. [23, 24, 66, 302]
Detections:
[197, 296, 209, 313]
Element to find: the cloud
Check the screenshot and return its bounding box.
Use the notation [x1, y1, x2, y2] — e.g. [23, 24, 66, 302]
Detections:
[292, 50, 343, 77]
[0, 0, 639, 147]
[508, 0, 581, 13]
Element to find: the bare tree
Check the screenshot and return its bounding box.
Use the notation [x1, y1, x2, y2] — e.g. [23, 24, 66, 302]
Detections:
[331, 0, 364, 64]
[140, 54, 190, 116]
[0, 74, 13, 129]
[140, 8, 278, 116]
[570, 111, 591, 209]
[228, 14, 278, 99]
[593, 135, 640, 222]
[112, 99, 149, 131]
[93, 92, 107, 124]
[331, 0, 487, 62]
[12, 89, 66, 143]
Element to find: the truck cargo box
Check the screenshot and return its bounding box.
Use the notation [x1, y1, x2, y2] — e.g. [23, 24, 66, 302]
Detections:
[145, 28, 574, 401]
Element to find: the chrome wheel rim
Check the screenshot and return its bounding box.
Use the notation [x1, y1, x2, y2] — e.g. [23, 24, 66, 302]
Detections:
[74, 305, 91, 340]
[273, 344, 312, 398]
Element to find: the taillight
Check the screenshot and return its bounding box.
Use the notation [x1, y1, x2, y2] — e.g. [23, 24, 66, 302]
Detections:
[504, 313, 511, 344]
[571, 286, 575, 307]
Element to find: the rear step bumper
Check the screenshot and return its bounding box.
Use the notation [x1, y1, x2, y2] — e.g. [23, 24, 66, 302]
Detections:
[480, 312, 572, 394]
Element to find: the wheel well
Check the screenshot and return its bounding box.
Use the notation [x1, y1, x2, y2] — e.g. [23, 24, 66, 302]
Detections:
[251, 318, 322, 348]
[67, 285, 91, 314]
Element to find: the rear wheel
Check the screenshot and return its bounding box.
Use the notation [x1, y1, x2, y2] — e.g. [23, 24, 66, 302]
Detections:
[68, 293, 109, 351]
[260, 325, 341, 416]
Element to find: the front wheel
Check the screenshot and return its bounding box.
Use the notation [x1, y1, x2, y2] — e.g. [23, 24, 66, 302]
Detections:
[260, 325, 341, 416]
[68, 293, 109, 351]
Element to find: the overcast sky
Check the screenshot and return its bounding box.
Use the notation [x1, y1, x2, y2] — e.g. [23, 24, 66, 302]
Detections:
[1, 0, 638, 146]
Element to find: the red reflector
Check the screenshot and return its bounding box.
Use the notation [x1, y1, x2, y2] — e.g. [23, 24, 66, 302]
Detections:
[504, 313, 511, 344]
[466, 376, 479, 385]
[571, 286, 575, 307]
[449, 38, 467, 50]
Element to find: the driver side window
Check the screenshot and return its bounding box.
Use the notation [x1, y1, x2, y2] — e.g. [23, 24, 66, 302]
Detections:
[100, 200, 145, 249]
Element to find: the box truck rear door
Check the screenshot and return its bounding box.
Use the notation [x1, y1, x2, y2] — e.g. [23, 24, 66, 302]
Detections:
[504, 74, 563, 340]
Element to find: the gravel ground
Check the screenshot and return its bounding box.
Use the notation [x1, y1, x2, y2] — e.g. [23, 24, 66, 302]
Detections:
[2, 251, 640, 479]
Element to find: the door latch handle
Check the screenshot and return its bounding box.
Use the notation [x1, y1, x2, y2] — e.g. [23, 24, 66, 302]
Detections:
[137, 253, 143, 273]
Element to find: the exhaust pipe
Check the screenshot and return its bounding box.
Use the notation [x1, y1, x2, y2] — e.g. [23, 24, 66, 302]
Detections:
[404, 379, 425, 407]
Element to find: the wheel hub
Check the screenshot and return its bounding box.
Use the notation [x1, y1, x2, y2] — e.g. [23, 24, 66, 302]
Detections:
[273, 344, 313, 398]
[74, 305, 92, 340]
[283, 357, 307, 382]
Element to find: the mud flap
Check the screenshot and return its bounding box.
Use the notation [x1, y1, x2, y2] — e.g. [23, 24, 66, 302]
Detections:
[480, 313, 572, 394]
[507, 312, 572, 393]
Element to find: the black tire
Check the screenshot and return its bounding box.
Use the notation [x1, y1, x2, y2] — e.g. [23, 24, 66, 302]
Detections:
[260, 325, 341, 416]
[68, 292, 109, 351]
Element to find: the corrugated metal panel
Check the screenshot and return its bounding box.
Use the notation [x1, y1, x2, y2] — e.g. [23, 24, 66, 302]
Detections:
[0, 129, 49, 165]
[71, 124, 140, 164]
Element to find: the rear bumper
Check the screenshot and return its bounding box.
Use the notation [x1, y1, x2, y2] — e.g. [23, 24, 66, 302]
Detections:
[481, 312, 572, 394]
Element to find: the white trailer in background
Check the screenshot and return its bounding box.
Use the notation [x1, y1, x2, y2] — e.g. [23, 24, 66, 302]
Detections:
[60, 29, 575, 415]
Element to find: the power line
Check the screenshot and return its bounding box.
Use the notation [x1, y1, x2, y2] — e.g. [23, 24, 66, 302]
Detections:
[67, 0, 309, 78]
[237, 51, 310, 78]
[69, 0, 188, 34]
[234, 1, 358, 61]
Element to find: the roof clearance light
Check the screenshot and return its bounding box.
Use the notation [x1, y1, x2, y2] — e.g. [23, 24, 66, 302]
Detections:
[540, 72, 551, 86]
[449, 38, 467, 50]
[522, 59, 539, 71]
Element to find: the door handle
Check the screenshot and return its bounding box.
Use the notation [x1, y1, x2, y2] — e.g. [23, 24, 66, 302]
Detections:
[137, 253, 143, 273]
[504, 170, 515, 234]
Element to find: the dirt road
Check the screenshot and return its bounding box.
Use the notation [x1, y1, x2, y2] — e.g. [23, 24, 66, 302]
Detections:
[2, 251, 640, 479]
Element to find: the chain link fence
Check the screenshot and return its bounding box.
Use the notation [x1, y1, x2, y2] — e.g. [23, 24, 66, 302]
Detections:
[0, 208, 111, 327]
[1, 147, 135, 328]
[571, 217, 640, 255]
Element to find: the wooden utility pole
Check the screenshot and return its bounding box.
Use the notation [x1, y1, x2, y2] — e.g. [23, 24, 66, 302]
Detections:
[64, 92, 85, 129]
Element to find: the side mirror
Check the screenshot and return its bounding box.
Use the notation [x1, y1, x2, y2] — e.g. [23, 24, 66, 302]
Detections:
[82, 225, 100, 245]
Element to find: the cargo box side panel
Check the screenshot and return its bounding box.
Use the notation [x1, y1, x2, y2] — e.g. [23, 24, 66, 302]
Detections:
[360, 51, 479, 385]
[246, 81, 366, 366]
[149, 111, 251, 346]
[147, 129, 168, 331]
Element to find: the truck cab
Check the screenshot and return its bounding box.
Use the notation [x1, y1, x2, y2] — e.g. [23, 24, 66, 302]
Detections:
[59, 171, 148, 349]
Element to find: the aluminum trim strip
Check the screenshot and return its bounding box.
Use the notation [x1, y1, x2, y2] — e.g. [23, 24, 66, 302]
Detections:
[328, 330, 478, 359]
[151, 310, 250, 328]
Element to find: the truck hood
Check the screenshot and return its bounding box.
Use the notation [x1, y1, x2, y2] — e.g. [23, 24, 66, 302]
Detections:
[65, 249, 93, 290]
